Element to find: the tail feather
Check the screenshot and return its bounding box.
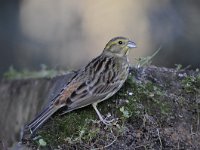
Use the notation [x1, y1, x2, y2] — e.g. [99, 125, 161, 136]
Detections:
[25, 105, 58, 134]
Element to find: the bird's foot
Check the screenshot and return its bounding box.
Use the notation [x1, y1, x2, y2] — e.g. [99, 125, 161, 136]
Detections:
[101, 118, 115, 125]
[100, 113, 118, 125]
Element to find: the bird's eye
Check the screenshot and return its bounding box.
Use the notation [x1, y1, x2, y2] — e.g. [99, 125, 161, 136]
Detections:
[118, 41, 123, 45]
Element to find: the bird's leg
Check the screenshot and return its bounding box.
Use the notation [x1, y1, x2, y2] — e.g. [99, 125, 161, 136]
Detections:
[29, 126, 33, 135]
[92, 102, 114, 125]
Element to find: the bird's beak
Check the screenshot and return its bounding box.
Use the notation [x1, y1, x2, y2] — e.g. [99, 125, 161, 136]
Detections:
[127, 40, 137, 48]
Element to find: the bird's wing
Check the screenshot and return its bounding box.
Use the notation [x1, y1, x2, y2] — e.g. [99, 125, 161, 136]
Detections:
[48, 71, 78, 103]
[65, 76, 125, 111]
[52, 55, 127, 112]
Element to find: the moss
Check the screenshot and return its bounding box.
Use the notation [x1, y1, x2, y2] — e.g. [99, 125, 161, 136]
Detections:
[3, 65, 65, 80]
[182, 73, 200, 93]
[119, 75, 172, 122]
[181, 72, 200, 130]
[29, 72, 175, 148]
[34, 107, 96, 147]
[32, 108, 126, 149]
[26, 68, 200, 149]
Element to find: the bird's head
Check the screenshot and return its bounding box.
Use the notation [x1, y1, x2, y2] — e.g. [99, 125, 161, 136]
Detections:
[103, 37, 136, 57]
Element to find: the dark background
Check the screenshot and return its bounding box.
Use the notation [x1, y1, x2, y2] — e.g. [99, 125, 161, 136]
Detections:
[0, 0, 200, 78]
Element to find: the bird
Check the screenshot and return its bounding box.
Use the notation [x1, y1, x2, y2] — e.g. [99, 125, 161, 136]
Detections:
[23, 36, 136, 136]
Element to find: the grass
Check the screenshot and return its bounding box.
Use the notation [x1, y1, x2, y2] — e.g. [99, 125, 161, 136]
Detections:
[3, 65, 66, 80]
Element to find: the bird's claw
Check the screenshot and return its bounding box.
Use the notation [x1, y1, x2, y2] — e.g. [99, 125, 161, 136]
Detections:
[100, 117, 118, 126]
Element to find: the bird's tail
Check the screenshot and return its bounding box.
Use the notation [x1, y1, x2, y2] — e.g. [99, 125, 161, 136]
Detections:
[23, 105, 57, 136]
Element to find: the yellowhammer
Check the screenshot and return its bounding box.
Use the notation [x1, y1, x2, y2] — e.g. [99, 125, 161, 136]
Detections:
[24, 36, 136, 136]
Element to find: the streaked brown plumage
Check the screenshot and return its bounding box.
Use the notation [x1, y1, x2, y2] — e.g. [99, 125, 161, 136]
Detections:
[24, 36, 136, 135]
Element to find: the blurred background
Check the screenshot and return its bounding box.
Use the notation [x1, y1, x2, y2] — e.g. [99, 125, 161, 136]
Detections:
[0, 0, 200, 78]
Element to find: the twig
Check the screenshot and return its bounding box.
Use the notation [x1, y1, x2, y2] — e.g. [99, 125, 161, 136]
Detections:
[157, 128, 162, 150]
[91, 128, 117, 150]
